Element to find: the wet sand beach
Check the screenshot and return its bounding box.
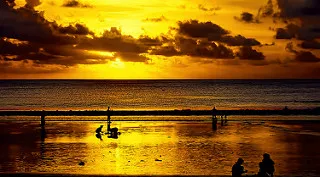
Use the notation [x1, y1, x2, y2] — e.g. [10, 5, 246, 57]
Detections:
[0, 119, 320, 176]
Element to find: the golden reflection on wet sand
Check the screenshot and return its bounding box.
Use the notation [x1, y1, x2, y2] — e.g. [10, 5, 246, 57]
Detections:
[0, 120, 320, 176]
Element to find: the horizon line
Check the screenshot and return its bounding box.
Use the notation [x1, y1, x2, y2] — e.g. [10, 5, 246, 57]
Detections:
[0, 78, 319, 80]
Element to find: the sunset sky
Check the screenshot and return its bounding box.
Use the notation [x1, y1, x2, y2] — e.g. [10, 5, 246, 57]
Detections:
[1, 0, 320, 79]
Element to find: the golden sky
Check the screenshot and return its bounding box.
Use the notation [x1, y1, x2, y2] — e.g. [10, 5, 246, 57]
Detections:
[1, 0, 320, 79]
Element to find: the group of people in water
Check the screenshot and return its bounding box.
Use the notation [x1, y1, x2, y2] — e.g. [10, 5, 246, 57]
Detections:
[95, 107, 121, 140]
[95, 124, 120, 140]
[232, 153, 275, 177]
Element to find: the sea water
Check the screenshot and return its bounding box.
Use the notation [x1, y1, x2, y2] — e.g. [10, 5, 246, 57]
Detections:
[0, 79, 319, 111]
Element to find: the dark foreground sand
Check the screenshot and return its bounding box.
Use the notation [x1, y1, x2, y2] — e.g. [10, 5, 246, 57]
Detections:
[0, 173, 299, 177]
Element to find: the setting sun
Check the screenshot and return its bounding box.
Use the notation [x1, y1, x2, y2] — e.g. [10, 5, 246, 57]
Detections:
[111, 58, 125, 69]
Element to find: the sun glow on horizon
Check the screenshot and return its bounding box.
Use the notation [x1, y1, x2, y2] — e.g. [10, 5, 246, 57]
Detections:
[111, 58, 125, 69]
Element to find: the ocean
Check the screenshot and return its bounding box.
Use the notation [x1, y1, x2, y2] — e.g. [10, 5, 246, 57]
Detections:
[0, 79, 319, 111]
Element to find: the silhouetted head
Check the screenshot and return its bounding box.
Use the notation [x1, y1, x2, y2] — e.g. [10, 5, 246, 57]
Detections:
[100, 125, 103, 128]
[237, 158, 244, 164]
[263, 153, 270, 159]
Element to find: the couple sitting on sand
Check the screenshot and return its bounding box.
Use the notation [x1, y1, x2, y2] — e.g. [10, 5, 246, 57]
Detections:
[232, 153, 275, 177]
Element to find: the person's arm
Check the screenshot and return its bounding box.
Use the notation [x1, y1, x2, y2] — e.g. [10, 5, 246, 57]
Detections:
[241, 166, 248, 174]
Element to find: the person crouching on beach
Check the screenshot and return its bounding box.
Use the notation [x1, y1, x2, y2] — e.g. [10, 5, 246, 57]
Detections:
[95, 125, 103, 140]
[96, 125, 103, 134]
[232, 158, 247, 177]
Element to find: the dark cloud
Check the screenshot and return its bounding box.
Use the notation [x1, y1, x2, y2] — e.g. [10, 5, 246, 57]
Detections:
[285, 42, 296, 53]
[143, 15, 167, 22]
[221, 35, 261, 46]
[236, 46, 265, 60]
[77, 28, 148, 54]
[235, 12, 259, 23]
[198, 4, 220, 12]
[0, 5, 77, 45]
[276, 0, 320, 18]
[236, 0, 273, 23]
[151, 37, 234, 59]
[0, 0, 15, 9]
[62, 0, 92, 8]
[270, 0, 320, 41]
[0, 58, 67, 74]
[25, 0, 41, 8]
[286, 42, 320, 63]
[179, 38, 234, 59]
[56, 23, 94, 35]
[115, 52, 151, 63]
[0, 1, 266, 75]
[75, 28, 152, 63]
[258, 0, 274, 17]
[240, 12, 254, 22]
[295, 51, 320, 62]
[300, 40, 320, 49]
[247, 0, 320, 63]
[0, 38, 35, 56]
[177, 20, 261, 46]
[149, 20, 263, 60]
[150, 45, 180, 57]
[177, 20, 229, 38]
[275, 23, 320, 40]
[275, 28, 294, 39]
[0, 38, 114, 66]
[138, 35, 162, 46]
[0, 1, 154, 72]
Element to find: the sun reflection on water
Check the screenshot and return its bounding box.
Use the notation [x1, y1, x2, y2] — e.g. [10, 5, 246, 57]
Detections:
[1, 121, 320, 176]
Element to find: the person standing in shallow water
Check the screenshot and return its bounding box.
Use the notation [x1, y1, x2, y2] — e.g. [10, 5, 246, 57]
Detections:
[258, 153, 275, 177]
[232, 158, 247, 177]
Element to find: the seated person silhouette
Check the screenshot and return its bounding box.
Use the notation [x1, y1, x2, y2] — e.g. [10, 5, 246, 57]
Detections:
[232, 158, 247, 177]
[258, 153, 275, 177]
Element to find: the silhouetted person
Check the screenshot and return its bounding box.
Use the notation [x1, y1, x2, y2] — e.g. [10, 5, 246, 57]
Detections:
[232, 158, 247, 177]
[41, 115, 45, 127]
[96, 125, 103, 134]
[108, 127, 120, 139]
[96, 133, 103, 140]
[212, 107, 217, 119]
[258, 153, 275, 177]
[212, 107, 218, 130]
[212, 119, 217, 130]
[95, 125, 103, 140]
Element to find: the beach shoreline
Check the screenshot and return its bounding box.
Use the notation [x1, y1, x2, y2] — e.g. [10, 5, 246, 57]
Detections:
[0, 173, 304, 177]
[0, 120, 320, 176]
[0, 107, 319, 117]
